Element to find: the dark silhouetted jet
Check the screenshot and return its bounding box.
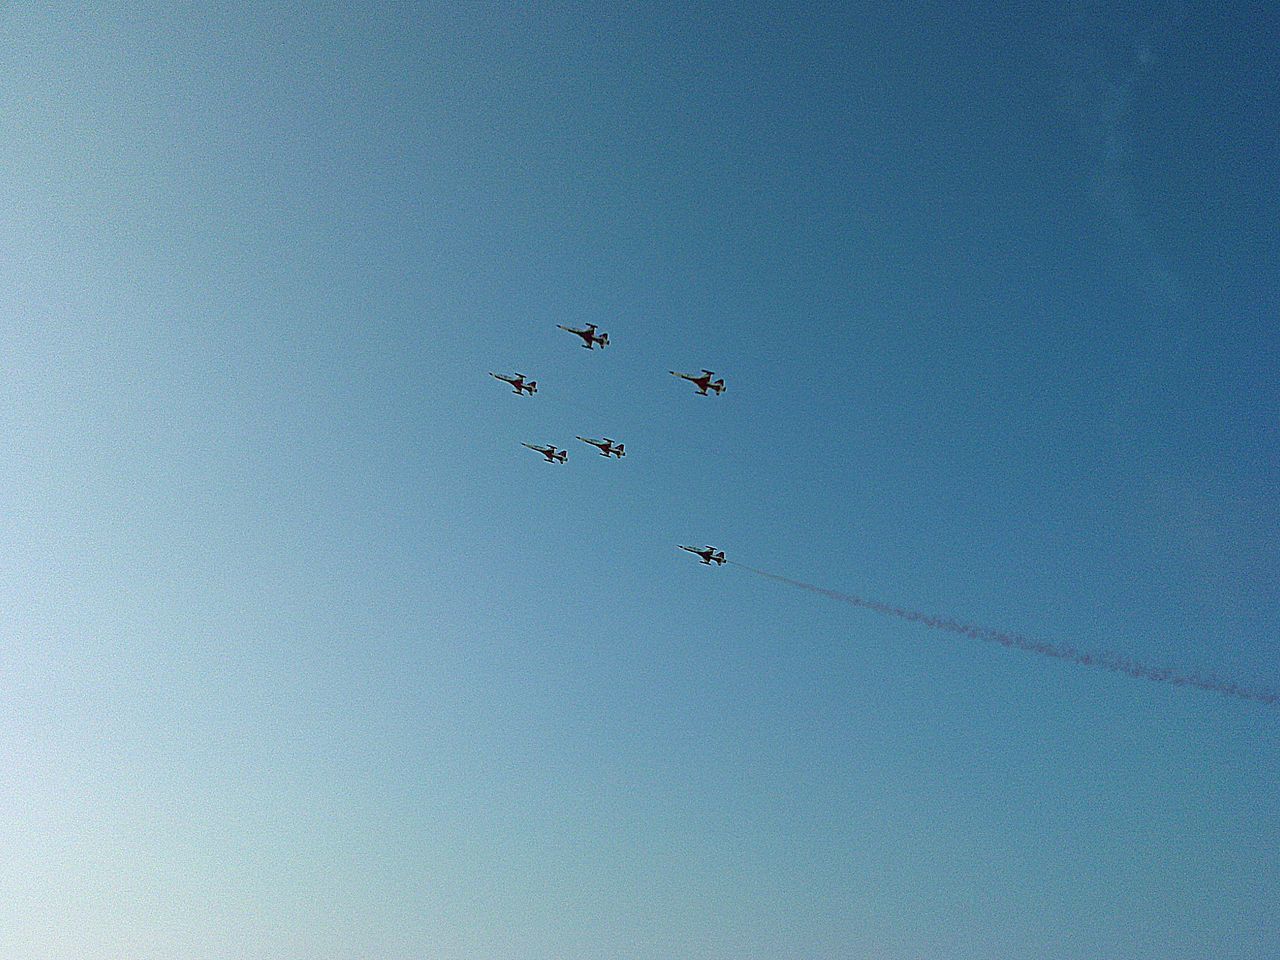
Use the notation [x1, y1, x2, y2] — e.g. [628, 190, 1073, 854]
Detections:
[489, 372, 537, 395]
[577, 436, 625, 458]
[557, 323, 609, 349]
[670, 369, 725, 395]
[522, 442, 567, 463]
[678, 544, 726, 565]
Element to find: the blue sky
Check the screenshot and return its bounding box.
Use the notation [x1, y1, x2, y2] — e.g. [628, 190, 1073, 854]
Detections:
[2, 2, 1277, 958]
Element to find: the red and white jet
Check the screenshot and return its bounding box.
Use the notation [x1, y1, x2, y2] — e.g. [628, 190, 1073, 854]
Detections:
[577, 436, 625, 458]
[670, 369, 726, 395]
[489, 371, 537, 395]
[678, 544, 726, 565]
[557, 323, 609, 349]
[522, 442, 567, 463]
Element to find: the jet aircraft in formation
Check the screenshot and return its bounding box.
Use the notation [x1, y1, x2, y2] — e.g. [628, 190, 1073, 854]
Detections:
[494, 325, 726, 562]
[670, 369, 726, 396]
[557, 323, 610, 349]
[679, 544, 726, 565]
[522, 442, 567, 463]
[489, 371, 537, 395]
[577, 436, 625, 458]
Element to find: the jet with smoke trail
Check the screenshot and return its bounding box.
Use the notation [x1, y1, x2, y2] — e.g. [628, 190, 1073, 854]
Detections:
[680, 544, 726, 566]
[728, 561, 1278, 707]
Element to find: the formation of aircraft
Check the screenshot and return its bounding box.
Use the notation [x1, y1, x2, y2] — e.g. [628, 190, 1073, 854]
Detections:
[670, 369, 726, 396]
[557, 323, 609, 349]
[678, 544, 726, 565]
[489, 323, 727, 565]
[489, 371, 537, 395]
[522, 442, 567, 463]
[577, 436, 625, 458]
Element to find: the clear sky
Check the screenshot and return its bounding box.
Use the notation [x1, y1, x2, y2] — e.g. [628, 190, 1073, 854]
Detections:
[2, 2, 1277, 958]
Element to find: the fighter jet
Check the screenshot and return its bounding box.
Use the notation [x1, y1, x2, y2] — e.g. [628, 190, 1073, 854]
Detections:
[576, 436, 625, 458]
[670, 369, 726, 395]
[678, 544, 726, 565]
[557, 323, 609, 349]
[489, 372, 537, 396]
[522, 442, 567, 463]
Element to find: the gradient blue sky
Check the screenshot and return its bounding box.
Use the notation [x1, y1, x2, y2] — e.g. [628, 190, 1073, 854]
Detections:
[2, 3, 1277, 958]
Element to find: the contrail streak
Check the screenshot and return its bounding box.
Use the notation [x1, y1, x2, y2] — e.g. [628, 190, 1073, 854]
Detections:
[728, 562, 1278, 707]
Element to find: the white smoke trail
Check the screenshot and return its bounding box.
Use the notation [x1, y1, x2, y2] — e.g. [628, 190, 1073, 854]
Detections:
[729, 562, 1278, 707]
